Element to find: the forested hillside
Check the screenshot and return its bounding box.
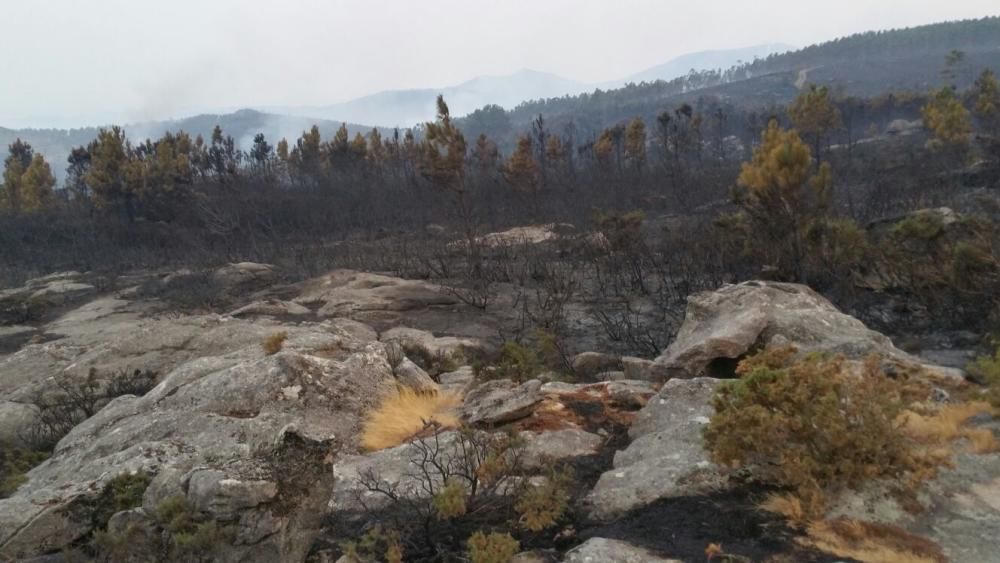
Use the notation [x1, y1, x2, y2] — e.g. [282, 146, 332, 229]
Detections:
[1, 17, 998, 339]
[472, 17, 1000, 145]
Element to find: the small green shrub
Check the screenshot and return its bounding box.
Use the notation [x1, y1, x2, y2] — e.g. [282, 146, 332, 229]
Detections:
[91, 522, 144, 561]
[704, 346, 932, 505]
[91, 472, 152, 526]
[432, 479, 468, 520]
[891, 213, 945, 241]
[156, 495, 198, 534]
[341, 525, 404, 563]
[174, 520, 221, 558]
[515, 466, 571, 532]
[153, 494, 227, 559]
[967, 346, 1000, 408]
[594, 209, 646, 253]
[467, 531, 519, 563]
[0, 444, 49, 498]
[495, 341, 541, 381]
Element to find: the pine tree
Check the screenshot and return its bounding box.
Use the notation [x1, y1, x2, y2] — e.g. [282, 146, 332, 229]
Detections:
[472, 134, 499, 175]
[20, 154, 56, 211]
[623, 117, 647, 174]
[735, 120, 832, 280]
[504, 135, 539, 194]
[367, 128, 386, 173]
[420, 96, 473, 244]
[974, 69, 1000, 136]
[1, 139, 33, 211]
[290, 126, 323, 186]
[788, 84, 842, 165]
[922, 86, 972, 154]
[85, 127, 135, 216]
[593, 129, 616, 174]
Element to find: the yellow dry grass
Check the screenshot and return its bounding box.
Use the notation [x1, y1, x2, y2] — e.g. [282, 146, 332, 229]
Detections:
[360, 386, 462, 451]
[261, 331, 288, 355]
[898, 401, 999, 453]
[803, 518, 946, 563]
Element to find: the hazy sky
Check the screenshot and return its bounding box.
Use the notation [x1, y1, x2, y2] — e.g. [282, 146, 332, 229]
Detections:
[2, 0, 997, 128]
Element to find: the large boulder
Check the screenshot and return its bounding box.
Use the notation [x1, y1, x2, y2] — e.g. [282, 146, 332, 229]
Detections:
[0, 295, 378, 442]
[570, 352, 622, 379]
[0, 318, 396, 561]
[654, 280, 953, 379]
[0, 271, 97, 325]
[585, 378, 724, 521]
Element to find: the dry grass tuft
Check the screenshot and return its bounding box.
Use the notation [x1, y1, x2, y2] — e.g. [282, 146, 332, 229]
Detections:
[261, 331, 288, 355]
[760, 492, 825, 529]
[803, 518, 946, 563]
[898, 401, 998, 453]
[962, 427, 1000, 453]
[360, 386, 462, 451]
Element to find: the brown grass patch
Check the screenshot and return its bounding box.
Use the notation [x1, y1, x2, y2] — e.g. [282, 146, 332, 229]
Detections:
[261, 331, 288, 355]
[963, 427, 1000, 453]
[898, 401, 998, 453]
[360, 386, 462, 451]
[803, 518, 946, 563]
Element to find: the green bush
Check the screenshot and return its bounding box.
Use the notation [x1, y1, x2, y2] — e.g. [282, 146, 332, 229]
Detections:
[704, 347, 930, 504]
[340, 525, 404, 563]
[467, 531, 520, 563]
[0, 444, 49, 498]
[515, 465, 572, 532]
[92, 472, 152, 526]
[967, 346, 1000, 408]
[891, 213, 945, 240]
[476, 334, 575, 383]
[152, 494, 228, 560]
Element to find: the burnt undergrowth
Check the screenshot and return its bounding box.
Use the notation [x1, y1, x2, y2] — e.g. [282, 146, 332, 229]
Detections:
[580, 488, 851, 563]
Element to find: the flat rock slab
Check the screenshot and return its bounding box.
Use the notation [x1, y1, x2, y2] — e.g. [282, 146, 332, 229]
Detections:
[521, 428, 603, 469]
[0, 317, 395, 561]
[294, 270, 458, 318]
[585, 378, 725, 521]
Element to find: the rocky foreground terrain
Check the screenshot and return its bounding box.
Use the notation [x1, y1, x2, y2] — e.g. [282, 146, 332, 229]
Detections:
[0, 262, 997, 562]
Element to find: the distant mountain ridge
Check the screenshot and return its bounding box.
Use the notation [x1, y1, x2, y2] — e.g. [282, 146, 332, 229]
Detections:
[263, 69, 590, 128]
[269, 45, 790, 127]
[612, 43, 794, 85]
